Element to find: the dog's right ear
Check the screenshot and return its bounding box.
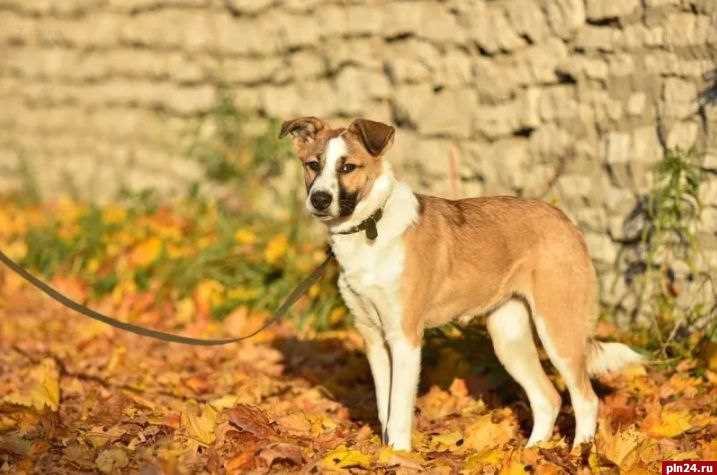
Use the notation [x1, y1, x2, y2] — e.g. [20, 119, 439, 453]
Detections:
[279, 117, 325, 144]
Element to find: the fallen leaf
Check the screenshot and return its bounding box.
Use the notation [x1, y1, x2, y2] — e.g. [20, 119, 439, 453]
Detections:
[129, 237, 162, 267]
[95, 447, 129, 474]
[209, 395, 238, 411]
[702, 439, 717, 460]
[182, 403, 218, 445]
[377, 447, 424, 470]
[596, 425, 645, 467]
[642, 408, 692, 438]
[500, 456, 527, 475]
[225, 445, 257, 473]
[258, 442, 303, 468]
[533, 463, 564, 475]
[276, 412, 311, 437]
[3, 358, 60, 412]
[321, 446, 372, 470]
[464, 448, 506, 471]
[464, 411, 517, 452]
[430, 431, 464, 451]
[228, 404, 275, 438]
[264, 234, 288, 265]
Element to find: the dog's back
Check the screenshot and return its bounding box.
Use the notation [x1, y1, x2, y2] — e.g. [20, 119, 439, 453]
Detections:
[402, 194, 597, 332]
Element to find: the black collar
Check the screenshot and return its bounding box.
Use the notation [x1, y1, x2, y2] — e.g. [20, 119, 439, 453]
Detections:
[331, 208, 383, 240]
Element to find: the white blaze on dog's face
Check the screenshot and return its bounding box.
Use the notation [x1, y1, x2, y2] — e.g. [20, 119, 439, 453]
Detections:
[279, 117, 395, 221]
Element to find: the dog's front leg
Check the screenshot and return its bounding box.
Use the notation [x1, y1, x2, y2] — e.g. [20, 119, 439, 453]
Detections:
[355, 322, 391, 439]
[338, 277, 391, 437]
[385, 331, 421, 451]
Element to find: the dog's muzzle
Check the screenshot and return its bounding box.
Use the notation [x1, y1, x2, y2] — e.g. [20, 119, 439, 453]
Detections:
[310, 191, 332, 212]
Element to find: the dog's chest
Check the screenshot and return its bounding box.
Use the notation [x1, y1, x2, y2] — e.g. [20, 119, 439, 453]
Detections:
[333, 236, 406, 327]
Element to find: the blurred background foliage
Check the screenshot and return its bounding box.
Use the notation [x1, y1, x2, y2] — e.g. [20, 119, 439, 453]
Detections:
[1, 91, 345, 336]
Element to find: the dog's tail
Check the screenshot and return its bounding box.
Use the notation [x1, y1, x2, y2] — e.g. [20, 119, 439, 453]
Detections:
[586, 340, 645, 377]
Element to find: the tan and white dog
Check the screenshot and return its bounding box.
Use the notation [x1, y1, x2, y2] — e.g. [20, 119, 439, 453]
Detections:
[279, 117, 643, 451]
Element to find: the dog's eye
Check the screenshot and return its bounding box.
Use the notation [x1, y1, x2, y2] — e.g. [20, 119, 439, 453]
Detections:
[306, 161, 320, 172]
[340, 163, 357, 174]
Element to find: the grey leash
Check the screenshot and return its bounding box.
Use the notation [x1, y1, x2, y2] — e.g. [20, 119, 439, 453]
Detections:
[0, 248, 332, 346]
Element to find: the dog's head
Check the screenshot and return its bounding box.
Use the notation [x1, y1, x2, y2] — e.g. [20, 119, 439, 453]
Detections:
[279, 117, 395, 222]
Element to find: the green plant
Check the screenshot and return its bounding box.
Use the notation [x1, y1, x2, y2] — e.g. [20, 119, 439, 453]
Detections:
[187, 90, 293, 188]
[633, 148, 715, 359]
[11, 154, 42, 204]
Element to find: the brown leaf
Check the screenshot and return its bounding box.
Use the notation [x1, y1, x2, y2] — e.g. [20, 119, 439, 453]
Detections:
[228, 404, 275, 438]
[95, 447, 129, 474]
[183, 375, 211, 394]
[276, 412, 312, 437]
[258, 442, 303, 467]
[224, 442, 258, 473]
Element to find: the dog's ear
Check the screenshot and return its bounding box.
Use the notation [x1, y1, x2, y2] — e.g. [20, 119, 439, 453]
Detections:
[348, 119, 395, 157]
[279, 117, 325, 144]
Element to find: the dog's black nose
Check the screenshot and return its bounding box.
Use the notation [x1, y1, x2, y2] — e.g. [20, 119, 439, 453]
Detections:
[310, 191, 332, 211]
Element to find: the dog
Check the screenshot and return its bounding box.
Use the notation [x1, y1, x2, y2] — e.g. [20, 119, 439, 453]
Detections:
[279, 117, 643, 451]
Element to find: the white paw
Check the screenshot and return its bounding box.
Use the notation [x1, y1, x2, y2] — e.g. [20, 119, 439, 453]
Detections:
[388, 438, 412, 451]
[386, 426, 412, 451]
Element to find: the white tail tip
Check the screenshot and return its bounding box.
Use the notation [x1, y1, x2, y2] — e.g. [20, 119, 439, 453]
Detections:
[587, 341, 645, 376]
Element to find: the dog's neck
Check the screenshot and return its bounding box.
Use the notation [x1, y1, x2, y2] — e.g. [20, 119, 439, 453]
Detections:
[329, 162, 396, 235]
[327, 163, 419, 248]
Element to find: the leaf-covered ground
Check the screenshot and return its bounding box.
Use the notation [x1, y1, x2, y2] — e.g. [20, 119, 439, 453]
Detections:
[1, 199, 716, 473]
[2, 279, 717, 474]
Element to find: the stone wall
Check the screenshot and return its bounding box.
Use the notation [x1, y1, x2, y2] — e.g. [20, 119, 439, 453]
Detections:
[0, 0, 716, 312]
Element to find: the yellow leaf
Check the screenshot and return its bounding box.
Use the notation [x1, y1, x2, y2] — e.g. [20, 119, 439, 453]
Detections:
[195, 279, 225, 309]
[321, 446, 371, 470]
[430, 431, 464, 450]
[167, 243, 193, 258]
[102, 205, 126, 225]
[209, 395, 239, 411]
[175, 297, 195, 323]
[500, 457, 527, 475]
[130, 237, 162, 267]
[234, 228, 257, 245]
[597, 425, 645, 467]
[464, 412, 517, 452]
[308, 414, 337, 435]
[329, 307, 346, 325]
[5, 240, 27, 260]
[264, 234, 288, 265]
[644, 410, 691, 438]
[3, 358, 60, 412]
[182, 403, 218, 445]
[464, 448, 506, 472]
[57, 196, 84, 224]
[588, 449, 601, 474]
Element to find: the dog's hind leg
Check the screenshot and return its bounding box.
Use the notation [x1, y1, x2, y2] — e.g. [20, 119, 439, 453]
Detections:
[487, 299, 561, 446]
[530, 271, 599, 446]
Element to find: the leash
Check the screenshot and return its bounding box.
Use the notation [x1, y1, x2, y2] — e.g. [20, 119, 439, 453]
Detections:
[0, 248, 333, 346]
